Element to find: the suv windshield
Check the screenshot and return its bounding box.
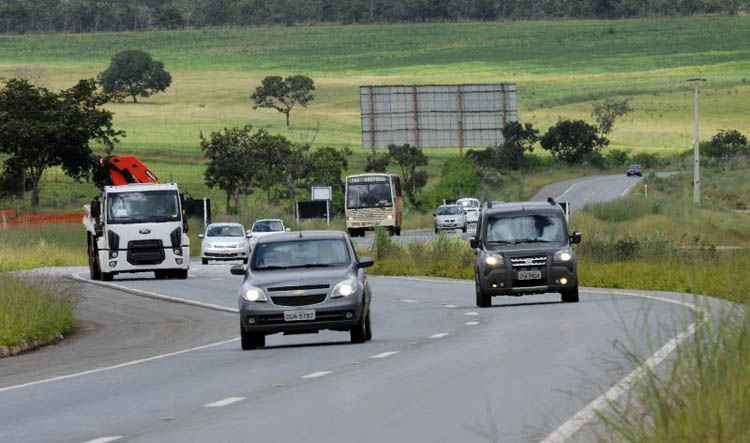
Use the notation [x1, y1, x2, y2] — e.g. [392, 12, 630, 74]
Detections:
[486, 214, 566, 245]
[107, 190, 180, 224]
[207, 225, 244, 237]
[437, 206, 462, 215]
[253, 220, 284, 232]
[252, 239, 351, 271]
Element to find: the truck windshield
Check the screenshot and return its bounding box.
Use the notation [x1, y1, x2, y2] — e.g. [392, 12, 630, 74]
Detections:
[347, 182, 393, 209]
[252, 239, 351, 271]
[486, 214, 566, 245]
[107, 190, 180, 225]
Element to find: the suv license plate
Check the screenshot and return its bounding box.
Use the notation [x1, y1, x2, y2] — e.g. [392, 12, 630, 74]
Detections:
[517, 270, 542, 281]
[284, 310, 315, 322]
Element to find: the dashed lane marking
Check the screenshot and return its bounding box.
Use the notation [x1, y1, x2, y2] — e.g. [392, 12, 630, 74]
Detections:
[302, 371, 333, 379]
[83, 437, 123, 443]
[429, 333, 449, 339]
[464, 311, 479, 316]
[443, 304, 458, 308]
[204, 397, 246, 408]
[370, 351, 399, 359]
[465, 321, 480, 326]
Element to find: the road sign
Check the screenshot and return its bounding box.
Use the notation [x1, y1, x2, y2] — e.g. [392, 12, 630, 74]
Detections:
[311, 186, 332, 201]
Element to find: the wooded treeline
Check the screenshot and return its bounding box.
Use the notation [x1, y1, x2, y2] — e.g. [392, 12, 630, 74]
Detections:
[0, 0, 748, 34]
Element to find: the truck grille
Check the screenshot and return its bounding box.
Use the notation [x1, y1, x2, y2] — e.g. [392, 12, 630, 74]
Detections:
[127, 240, 165, 265]
[510, 256, 548, 268]
[271, 294, 327, 306]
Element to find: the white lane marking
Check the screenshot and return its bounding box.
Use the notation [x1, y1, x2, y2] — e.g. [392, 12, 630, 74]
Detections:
[70, 273, 238, 314]
[465, 321, 480, 326]
[443, 304, 458, 308]
[429, 333, 449, 339]
[370, 351, 399, 359]
[204, 397, 246, 408]
[0, 337, 239, 394]
[556, 180, 583, 200]
[83, 437, 123, 443]
[464, 311, 479, 316]
[400, 299, 418, 303]
[540, 291, 703, 443]
[301, 371, 333, 379]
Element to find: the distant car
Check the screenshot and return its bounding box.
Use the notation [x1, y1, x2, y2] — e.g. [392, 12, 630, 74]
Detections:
[233, 231, 374, 350]
[626, 164, 642, 176]
[456, 198, 481, 224]
[200, 223, 250, 265]
[434, 204, 468, 233]
[471, 201, 581, 307]
[247, 219, 288, 249]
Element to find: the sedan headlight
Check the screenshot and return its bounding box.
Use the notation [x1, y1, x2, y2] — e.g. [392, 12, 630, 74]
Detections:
[241, 287, 268, 302]
[554, 249, 574, 262]
[485, 254, 504, 267]
[332, 278, 358, 298]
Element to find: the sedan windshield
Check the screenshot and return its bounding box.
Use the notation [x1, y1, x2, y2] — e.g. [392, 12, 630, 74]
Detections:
[437, 206, 462, 216]
[253, 220, 284, 232]
[207, 225, 244, 237]
[486, 214, 566, 245]
[252, 239, 351, 271]
[107, 191, 180, 224]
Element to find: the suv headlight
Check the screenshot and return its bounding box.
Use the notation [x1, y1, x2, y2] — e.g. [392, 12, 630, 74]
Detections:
[332, 278, 358, 298]
[554, 249, 574, 262]
[241, 287, 268, 302]
[485, 254, 504, 267]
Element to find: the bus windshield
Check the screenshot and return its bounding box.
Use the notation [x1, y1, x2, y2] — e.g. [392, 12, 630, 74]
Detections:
[347, 179, 393, 209]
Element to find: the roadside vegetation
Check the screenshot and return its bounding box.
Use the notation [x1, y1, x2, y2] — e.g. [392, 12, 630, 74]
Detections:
[0, 274, 76, 350]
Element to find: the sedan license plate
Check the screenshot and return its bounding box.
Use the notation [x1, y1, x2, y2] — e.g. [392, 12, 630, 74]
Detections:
[517, 270, 542, 281]
[284, 310, 315, 322]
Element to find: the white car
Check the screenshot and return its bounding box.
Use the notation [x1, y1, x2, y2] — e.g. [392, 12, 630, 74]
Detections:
[434, 204, 467, 233]
[457, 197, 481, 224]
[200, 223, 250, 265]
[247, 219, 288, 249]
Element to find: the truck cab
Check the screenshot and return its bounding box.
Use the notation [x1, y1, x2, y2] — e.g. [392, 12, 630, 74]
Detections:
[471, 201, 582, 307]
[85, 183, 190, 281]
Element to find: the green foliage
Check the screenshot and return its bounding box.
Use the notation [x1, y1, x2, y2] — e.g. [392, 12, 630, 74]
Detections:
[201, 125, 258, 213]
[468, 122, 540, 171]
[251, 75, 315, 127]
[98, 50, 172, 103]
[591, 98, 633, 134]
[387, 144, 429, 205]
[701, 129, 749, 159]
[0, 275, 76, 348]
[0, 224, 86, 272]
[630, 151, 663, 168]
[540, 119, 610, 164]
[365, 148, 390, 172]
[0, 78, 122, 207]
[421, 157, 481, 208]
[605, 148, 631, 166]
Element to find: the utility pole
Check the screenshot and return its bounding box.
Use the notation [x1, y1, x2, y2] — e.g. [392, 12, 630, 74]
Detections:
[687, 78, 706, 206]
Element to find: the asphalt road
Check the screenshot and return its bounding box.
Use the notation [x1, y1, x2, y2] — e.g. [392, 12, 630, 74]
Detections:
[1, 173, 715, 443]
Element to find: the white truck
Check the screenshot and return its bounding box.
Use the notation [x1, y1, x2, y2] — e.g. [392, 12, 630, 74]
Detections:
[84, 182, 190, 281]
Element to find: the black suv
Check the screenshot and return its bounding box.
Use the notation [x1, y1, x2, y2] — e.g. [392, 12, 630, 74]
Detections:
[471, 201, 582, 307]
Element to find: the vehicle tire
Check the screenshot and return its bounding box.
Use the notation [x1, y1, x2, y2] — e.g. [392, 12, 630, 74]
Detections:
[364, 310, 372, 341]
[241, 327, 265, 350]
[175, 269, 189, 280]
[434, 226, 438, 234]
[561, 286, 580, 303]
[395, 227, 401, 236]
[462, 224, 468, 233]
[350, 312, 368, 344]
[475, 280, 491, 308]
[89, 257, 101, 281]
[201, 258, 208, 265]
[101, 272, 114, 282]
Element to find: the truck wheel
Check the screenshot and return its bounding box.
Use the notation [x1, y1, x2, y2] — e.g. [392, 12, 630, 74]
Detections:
[201, 258, 208, 265]
[561, 286, 579, 303]
[101, 272, 113, 282]
[475, 280, 491, 308]
[240, 327, 265, 350]
[89, 259, 102, 281]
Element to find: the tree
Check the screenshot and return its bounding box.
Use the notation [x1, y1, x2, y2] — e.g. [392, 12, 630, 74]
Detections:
[0, 78, 123, 207]
[201, 126, 257, 214]
[251, 75, 315, 127]
[701, 129, 748, 159]
[540, 120, 609, 164]
[365, 147, 391, 172]
[387, 143, 428, 204]
[497, 121, 539, 169]
[246, 129, 295, 200]
[592, 98, 633, 135]
[98, 50, 172, 103]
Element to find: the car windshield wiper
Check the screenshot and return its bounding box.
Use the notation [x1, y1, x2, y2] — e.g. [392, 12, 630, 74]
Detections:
[487, 240, 514, 245]
[286, 264, 337, 269]
[254, 266, 290, 271]
[514, 239, 553, 244]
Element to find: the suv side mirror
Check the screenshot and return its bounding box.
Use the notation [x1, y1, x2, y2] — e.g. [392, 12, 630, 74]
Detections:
[358, 257, 374, 269]
[230, 264, 247, 276]
[570, 232, 582, 244]
[470, 238, 479, 249]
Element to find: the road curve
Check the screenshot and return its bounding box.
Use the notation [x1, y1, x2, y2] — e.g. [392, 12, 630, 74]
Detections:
[1, 173, 711, 443]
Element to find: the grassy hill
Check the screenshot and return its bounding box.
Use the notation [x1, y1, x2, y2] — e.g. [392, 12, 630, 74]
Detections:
[1, 16, 748, 157]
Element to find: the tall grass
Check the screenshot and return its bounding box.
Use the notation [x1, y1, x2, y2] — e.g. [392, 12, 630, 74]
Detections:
[369, 230, 474, 279]
[0, 224, 86, 272]
[0, 274, 77, 348]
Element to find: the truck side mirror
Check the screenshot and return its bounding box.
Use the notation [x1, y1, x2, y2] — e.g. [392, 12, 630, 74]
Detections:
[570, 232, 582, 244]
[90, 200, 101, 219]
[182, 213, 189, 233]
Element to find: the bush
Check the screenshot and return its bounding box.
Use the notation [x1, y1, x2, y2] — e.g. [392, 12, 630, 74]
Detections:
[606, 149, 631, 167]
[701, 129, 749, 160]
[631, 152, 663, 169]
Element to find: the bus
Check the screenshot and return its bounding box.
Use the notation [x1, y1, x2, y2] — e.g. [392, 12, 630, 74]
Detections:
[345, 173, 403, 237]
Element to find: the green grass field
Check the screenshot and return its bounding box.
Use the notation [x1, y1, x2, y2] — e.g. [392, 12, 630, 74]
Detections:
[1, 16, 749, 157]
